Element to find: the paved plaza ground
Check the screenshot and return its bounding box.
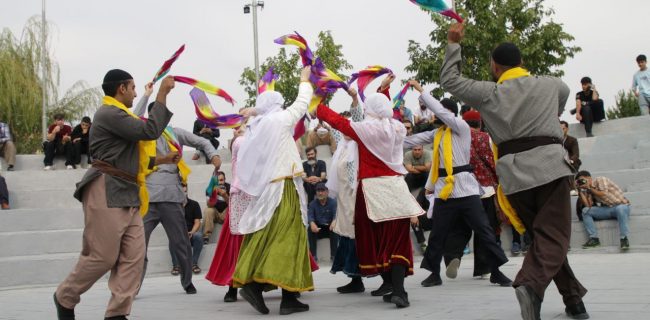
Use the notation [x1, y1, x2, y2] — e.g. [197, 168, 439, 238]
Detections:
[1, 252, 648, 319]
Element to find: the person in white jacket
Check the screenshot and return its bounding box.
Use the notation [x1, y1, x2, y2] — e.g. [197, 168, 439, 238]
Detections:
[231, 67, 314, 316]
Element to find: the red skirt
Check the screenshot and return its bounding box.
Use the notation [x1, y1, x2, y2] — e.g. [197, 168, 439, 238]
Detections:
[205, 210, 244, 286]
[354, 181, 414, 276]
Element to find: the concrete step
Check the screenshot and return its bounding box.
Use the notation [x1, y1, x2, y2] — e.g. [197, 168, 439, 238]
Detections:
[0, 243, 217, 289]
[569, 215, 650, 249]
[569, 115, 650, 139]
[591, 168, 650, 191]
[580, 150, 650, 172]
[0, 224, 178, 258]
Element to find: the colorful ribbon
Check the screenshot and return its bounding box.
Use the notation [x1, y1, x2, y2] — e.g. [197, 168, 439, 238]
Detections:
[190, 88, 244, 129]
[258, 67, 279, 94]
[161, 126, 183, 156]
[393, 83, 412, 110]
[347, 65, 393, 102]
[274, 32, 314, 67]
[409, 0, 464, 23]
[174, 76, 235, 106]
[152, 44, 185, 83]
[293, 115, 307, 141]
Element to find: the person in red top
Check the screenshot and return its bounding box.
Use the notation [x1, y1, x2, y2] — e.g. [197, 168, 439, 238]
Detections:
[43, 113, 74, 170]
[441, 110, 502, 279]
[315, 91, 423, 308]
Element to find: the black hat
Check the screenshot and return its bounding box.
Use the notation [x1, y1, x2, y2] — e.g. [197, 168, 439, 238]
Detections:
[491, 42, 522, 67]
[103, 69, 133, 84]
[315, 183, 328, 191]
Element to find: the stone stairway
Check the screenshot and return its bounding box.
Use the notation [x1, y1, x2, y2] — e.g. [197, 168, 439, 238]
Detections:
[1, 116, 649, 289]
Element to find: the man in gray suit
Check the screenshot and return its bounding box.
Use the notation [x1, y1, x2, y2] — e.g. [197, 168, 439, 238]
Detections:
[440, 23, 588, 320]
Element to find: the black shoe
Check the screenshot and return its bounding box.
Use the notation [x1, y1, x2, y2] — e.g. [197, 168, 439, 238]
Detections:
[54, 293, 75, 320]
[515, 285, 541, 320]
[382, 294, 393, 303]
[240, 283, 269, 314]
[390, 292, 410, 308]
[336, 278, 365, 294]
[184, 283, 197, 294]
[565, 301, 590, 319]
[582, 238, 600, 249]
[105, 316, 128, 320]
[7, 165, 14, 171]
[490, 269, 513, 287]
[421, 273, 443, 287]
[203, 237, 209, 245]
[279, 294, 309, 315]
[224, 287, 238, 302]
[586, 132, 594, 137]
[370, 282, 393, 296]
[620, 237, 630, 250]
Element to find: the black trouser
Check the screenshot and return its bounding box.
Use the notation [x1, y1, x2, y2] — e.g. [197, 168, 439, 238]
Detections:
[308, 225, 339, 260]
[0, 175, 8, 203]
[579, 104, 594, 135]
[43, 140, 74, 166]
[421, 195, 507, 276]
[304, 182, 316, 204]
[511, 225, 531, 246]
[72, 141, 90, 165]
[405, 173, 428, 191]
[442, 196, 500, 276]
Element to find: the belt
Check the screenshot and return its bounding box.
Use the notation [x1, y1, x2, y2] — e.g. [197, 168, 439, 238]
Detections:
[497, 136, 562, 158]
[91, 160, 137, 183]
[438, 164, 473, 178]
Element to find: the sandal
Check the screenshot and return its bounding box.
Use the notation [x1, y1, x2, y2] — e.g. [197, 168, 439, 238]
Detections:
[192, 265, 201, 274]
[171, 266, 180, 276]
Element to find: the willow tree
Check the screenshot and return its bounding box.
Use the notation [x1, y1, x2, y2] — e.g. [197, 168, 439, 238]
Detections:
[406, 0, 581, 97]
[239, 31, 352, 108]
[0, 16, 101, 153]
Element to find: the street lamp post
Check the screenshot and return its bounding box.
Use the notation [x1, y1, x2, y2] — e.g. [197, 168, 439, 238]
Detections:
[41, 0, 47, 140]
[244, 0, 264, 97]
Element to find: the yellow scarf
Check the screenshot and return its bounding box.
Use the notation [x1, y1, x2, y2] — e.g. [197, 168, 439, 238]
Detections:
[430, 126, 455, 200]
[102, 96, 156, 216]
[491, 67, 530, 234]
[497, 67, 530, 84]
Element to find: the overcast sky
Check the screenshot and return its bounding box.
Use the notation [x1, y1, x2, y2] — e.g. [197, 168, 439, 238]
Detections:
[1, 0, 647, 147]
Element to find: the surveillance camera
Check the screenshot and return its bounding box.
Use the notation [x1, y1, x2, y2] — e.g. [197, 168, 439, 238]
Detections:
[243, 5, 250, 14]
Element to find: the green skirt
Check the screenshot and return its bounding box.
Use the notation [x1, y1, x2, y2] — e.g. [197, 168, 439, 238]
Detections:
[232, 179, 314, 292]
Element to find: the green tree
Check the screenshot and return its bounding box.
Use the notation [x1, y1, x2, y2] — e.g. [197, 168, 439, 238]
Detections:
[239, 31, 352, 108]
[606, 90, 640, 119]
[406, 0, 581, 97]
[0, 16, 101, 153]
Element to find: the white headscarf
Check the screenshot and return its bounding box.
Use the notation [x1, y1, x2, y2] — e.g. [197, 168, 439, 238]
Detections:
[235, 91, 286, 196]
[350, 93, 407, 175]
[326, 136, 359, 198]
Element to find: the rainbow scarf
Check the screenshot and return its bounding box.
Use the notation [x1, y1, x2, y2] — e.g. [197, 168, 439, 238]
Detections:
[152, 44, 185, 83]
[190, 88, 244, 129]
[102, 96, 156, 216]
[160, 126, 191, 186]
[393, 83, 412, 110]
[347, 65, 393, 102]
[429, 125, 455, 200]
[409, 0, 464, 23]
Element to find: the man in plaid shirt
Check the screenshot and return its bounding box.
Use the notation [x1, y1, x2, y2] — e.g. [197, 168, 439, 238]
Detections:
[576, 170, 631, 250]
[0, 122, 16, 171]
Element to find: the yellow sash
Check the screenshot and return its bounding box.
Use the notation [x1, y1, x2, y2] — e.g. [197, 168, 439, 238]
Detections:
[430, 126, 455, 200]
[497, 67, 530, 84]
[161, 135, 191, 185]
[102, 96, 156, 216]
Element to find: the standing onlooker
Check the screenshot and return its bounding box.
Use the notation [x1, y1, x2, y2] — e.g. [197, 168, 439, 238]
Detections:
[575, 77, 599, 137]
[43, 113, 74, 170]
[0, 121, 16, 171]
[560, 121, 581, 170]
[302, 147, 327, 204]
[203, 170, 230, 244]
[192, 119, 220, 163]
[71, 117, 92, 167]
[171, 185, 204, 275]
[0, 174, 9, 209]
[633, 54, 650, 116]
[307, 183, 339, 262]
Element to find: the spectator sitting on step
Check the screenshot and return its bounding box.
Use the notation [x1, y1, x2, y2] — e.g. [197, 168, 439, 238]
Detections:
[71, 116, 92, 167]
[632, 54, 650, 116]
[0, 174, 9, 209]
[302, 146, 327, 204]
[414, 99, 436, 133]
[306, 121, 337, 154]
[43, 113, 74, 170]
[203, 170, 230, 244]
[307, 183, 339, 262]
[576, 171, 631, 250]
[192, 119, 220, 163]
[560, 120, 581, 171]
[403, 120, 414, 137]
[403, 144, 432, 191]
[171, 184, 204, 275]
[574, 77, 604, 137]
[0, 121, 16, 171]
